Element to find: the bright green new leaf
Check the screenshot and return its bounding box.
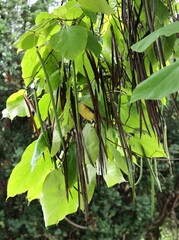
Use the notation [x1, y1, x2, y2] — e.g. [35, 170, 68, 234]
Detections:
[14, 32, 38, 50]
[4, 89, 29, 120]
[51, 127, 61, 157]
[50, 26, 88, 60]
[34, 93, 51, 129]
[37, 93, 51, 121]
[78, 0, 114, 15]
[131, 21, 179, 53]
[21, 47, 42, 86]
[104, 160, 126, 187]
[64, 0, 83, 19]
[40, 169, 78, 226]
[7, 141, 53, 201]
[82, 123, 99, 164]
[131, 61, 179, 102]
[27, 149, 53, 201]
[35, 12, 57, 24]
[53, 6, 67, 18]
[129, 133, 166, 158]
[31, 134, 47, 171]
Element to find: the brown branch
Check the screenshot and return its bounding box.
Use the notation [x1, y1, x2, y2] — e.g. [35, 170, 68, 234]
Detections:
[65, 217, 87, 230]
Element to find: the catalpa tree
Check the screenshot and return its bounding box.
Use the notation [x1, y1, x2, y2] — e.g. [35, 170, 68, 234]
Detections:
[3, 0, 179, 226]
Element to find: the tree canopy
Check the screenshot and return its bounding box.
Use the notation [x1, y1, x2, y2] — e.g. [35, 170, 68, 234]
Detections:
[3, 0, 179, 229]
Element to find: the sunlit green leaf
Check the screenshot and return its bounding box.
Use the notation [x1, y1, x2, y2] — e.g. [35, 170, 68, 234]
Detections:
[4, 89, 29, 120]
[104, 160, 126, 187]
[50, 26, 88, 60]
[34, 93, 51, 129]
[14, 32, 38, 50]
[51, 126, 62, 157]
[64, 0, 83, 19]
[40, 169, 78, 226]
[53, 6, 67, 18]
[51, 123, 72, 157]
[131, 61, 179, 102]
[7, 141, 53, 201]
[21, 47, 42, 86]
[35, 12, 57, 24]
[78, 0, 114, 15]
[27, 149, 53, 201]
[31, 134, 47, 171]
[129, 133, 166, 158]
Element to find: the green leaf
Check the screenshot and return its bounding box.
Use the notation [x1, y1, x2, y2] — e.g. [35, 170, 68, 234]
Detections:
[64, 0, 83, 19]
[27, 150, 53, 201]
[40, 169, 78, 226]
[4, 89, 29, 120]
[66, 142, 77, 188]
[86, 31, 102, 58]
[131, 22, 179, 53]
[35, 12, 57, 24]
[51, 123, 72, 157]
[86, 164, 96, 203]
[75, 52, 96, 80]
[14, 32, 38, 50]
[50, 26, 88, 60]
[78, 0, 114, 15]
[63, 86, 71, 126]
[131, 61, 179, 102]
[82, 9, 97, 23]
[51, 125, 62, 157]
[7, 141, 53, 201]
[104, 160, 126, 187]
[129, 133, 166, 158]
[80, 164, 96, 210]
[38, 93, 51, 120]
[49, 70, 62, 91]
[34, 93, 51, 129]
[21, 47, 42, 86]
[174, 38, 179, 58]
[108, 143, 128, 174]
[83, 123, 99, 164]
[31, 134, 47, 171]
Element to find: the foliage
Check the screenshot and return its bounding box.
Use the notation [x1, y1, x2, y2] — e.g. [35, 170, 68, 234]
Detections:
[2, 0, 179, 238]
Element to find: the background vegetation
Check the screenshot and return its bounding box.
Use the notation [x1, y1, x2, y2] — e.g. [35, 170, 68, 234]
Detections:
[0, 0, 179, 239]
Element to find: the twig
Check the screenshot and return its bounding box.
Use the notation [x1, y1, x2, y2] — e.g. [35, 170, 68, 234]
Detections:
[65, 217, 87, 230]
